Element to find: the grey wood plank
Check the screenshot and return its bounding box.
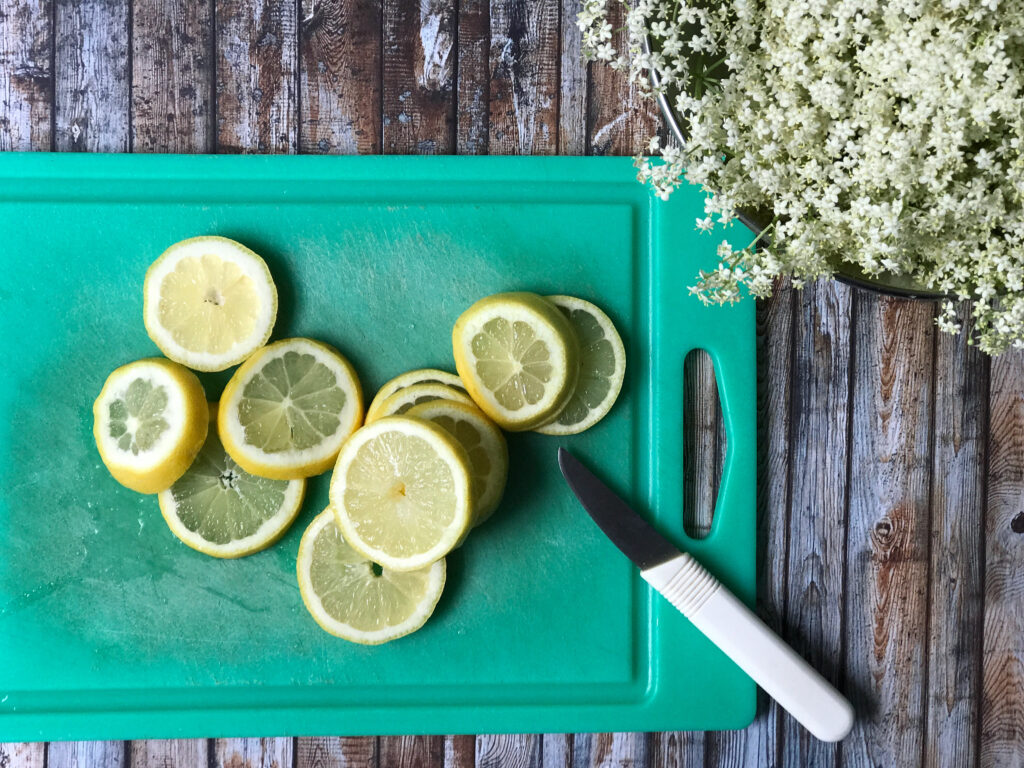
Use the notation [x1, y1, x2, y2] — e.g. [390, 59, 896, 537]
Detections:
[382, 0, 455, 154]
[981, 347, 1024, 768]
[378, 735, 445, 768]
[843, 293, 935, 768]
[212, 738, 294, 768]
[54, 0, 130, 151]
[649, 731, 703, 767]
[216, 0, 298, 153]
[557, 0, 585, 155]
[705, 278, 796, 766]
[0, 0, 53, 150]
[476, 735, 540, 768]
[443, 735, 475, 768]
[299, 0, 381, 154]
[0, 743, 45, 768]
[584, 0, 655, 156]
[455, 0, 487, 154]
[488, 0, 558, 155]
[131, 0, 213, 152]
[48, 741, 127, 768]
[924, 302, 987, 768]
[295, 737, 377, 768]
[571, 733, 648, 767]
[776, 279, 854, 767]
[540, 735, 570, 768]
[130, 739, 209, 768]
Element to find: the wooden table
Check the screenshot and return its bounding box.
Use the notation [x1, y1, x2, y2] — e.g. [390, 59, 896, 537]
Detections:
[1, 0, 1022, 766]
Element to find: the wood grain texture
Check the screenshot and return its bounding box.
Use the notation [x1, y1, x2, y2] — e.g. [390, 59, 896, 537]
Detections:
[382, 0, 454, 154]
[540, 735, 571, 768]
[212, 738, 294, 768]
[443, 735, 475, 768]
[648, 731, 703, 768]
[0, 743, 45, 768]
[378, 736, 444, 768]
[925, 302, 987, 768]
[295, 737, 376, 767]
[455, 0, 488, 154]
[476, 735, 540, 768]
[557, 0, 586, 154]
[844, 295, 935, 768]
[0, 0, 52, 150]
[54, 0, 129, 151]
[48, 741, 127, 768]
[131, 0, 213, 151]
[299, 0, 381, 154]
[216, 0, 297, 152]
[572, 733, 648, 767]
[981, 348, 1024, 768]
[130, 739, 209, 768]
[488, 0, 558, 154]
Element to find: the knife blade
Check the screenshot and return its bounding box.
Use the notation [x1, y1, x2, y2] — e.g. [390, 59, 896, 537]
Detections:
[557, 448, 854, 743]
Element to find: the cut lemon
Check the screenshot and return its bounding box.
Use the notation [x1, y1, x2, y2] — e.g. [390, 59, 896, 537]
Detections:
[407, 399, 508, 525]
[220, 338, 363, 480]
[452, 292, 579, 431]
[330, 417, 472, 571]
[535, 296, 626, 436]
[143, 236, 278, 372]
[297, 508, 446, 644]
[365, 382, 474, 424]
[365, 369, 467, 422]
[158, 405, 305, 558]
[93, 358, 208, 494]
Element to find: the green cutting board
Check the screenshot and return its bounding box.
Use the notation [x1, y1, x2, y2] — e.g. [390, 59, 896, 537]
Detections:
[0, 154, 755, 740]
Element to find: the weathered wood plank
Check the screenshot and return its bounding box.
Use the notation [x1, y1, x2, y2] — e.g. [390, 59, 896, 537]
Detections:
[476, 735, 540, 768]
[212, 738, 294, 768]
[48, 741, 127, 768]
[540, 735, 571, 768]
[0, 743, 45, 768]
[558, 0, 586, 154]
[488, 0, 558, 155]
[130, 739, 209, 768]
[455, 0, 487, 154]
[649, 731, 704, 767]
[216, 0, 297, 153]
[299, 0, 381, 154]
[775, 280, 854, 766]
[131, 0, 213, 152]
[382, 0, 454, 154]
[924, 302, 987, 768]
[54, 0, 129, 152]
[296, 737, 377, 768]
[443, 735, 475, 768]
[705, 278, 796, 767]
[571, 733, 648, 767]
[981, 347, 1024, 768]
[0, 0, 52, 151]
[585, 0, 655, 156]
[843, 294, 935, 767]
[378, 736, 444, 768]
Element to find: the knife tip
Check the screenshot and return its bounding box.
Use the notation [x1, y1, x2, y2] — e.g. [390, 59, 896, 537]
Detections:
[556, 446, 571, 473]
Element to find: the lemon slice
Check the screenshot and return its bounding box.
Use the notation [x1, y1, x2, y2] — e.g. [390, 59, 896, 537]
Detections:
[93, 358, 209, 494]
[365, 369, 467, 422]
[144, 236, 278, 372]
[297, 508, 446, 644]
[407, 399, 508, 526]
[452, 292, 579, 431]
[220, 338, 363, 480]
[365, 382, 475, 424]
[158, 405, 305, 558]
[535, 296, 626, 436]
[330, 417, 472, 571]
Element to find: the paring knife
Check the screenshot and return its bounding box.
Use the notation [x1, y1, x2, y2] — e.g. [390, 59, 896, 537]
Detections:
[558, 448, 854, 743]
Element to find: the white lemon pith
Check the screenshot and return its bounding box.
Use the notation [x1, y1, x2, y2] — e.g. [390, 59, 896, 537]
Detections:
[144, 236, 278, 372]
[219, 337, 364, 480]
[330, 417, 472, 571]
[364, 368, 467, 422]
[297, 508, 446, 644]
[407, 399, 508, 526]
[93, 358, 209, 494]
[535, 296, 626, 436]
[158, 405, 306, 558]
[365, 382, 474, 424]
[452, 292, 580, 431]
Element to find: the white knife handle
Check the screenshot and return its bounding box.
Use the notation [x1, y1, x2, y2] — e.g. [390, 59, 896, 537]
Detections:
[643, 554, 854, 742]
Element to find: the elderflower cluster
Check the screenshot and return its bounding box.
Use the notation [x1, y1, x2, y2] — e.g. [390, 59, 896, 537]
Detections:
[580, 0, 1024, 354]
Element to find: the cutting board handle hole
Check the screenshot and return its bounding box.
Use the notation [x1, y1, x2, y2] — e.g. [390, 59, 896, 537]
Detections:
[683, 349, 727, 540]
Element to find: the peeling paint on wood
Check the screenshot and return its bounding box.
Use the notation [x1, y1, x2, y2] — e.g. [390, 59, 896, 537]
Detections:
[0, 0, 53, 151]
